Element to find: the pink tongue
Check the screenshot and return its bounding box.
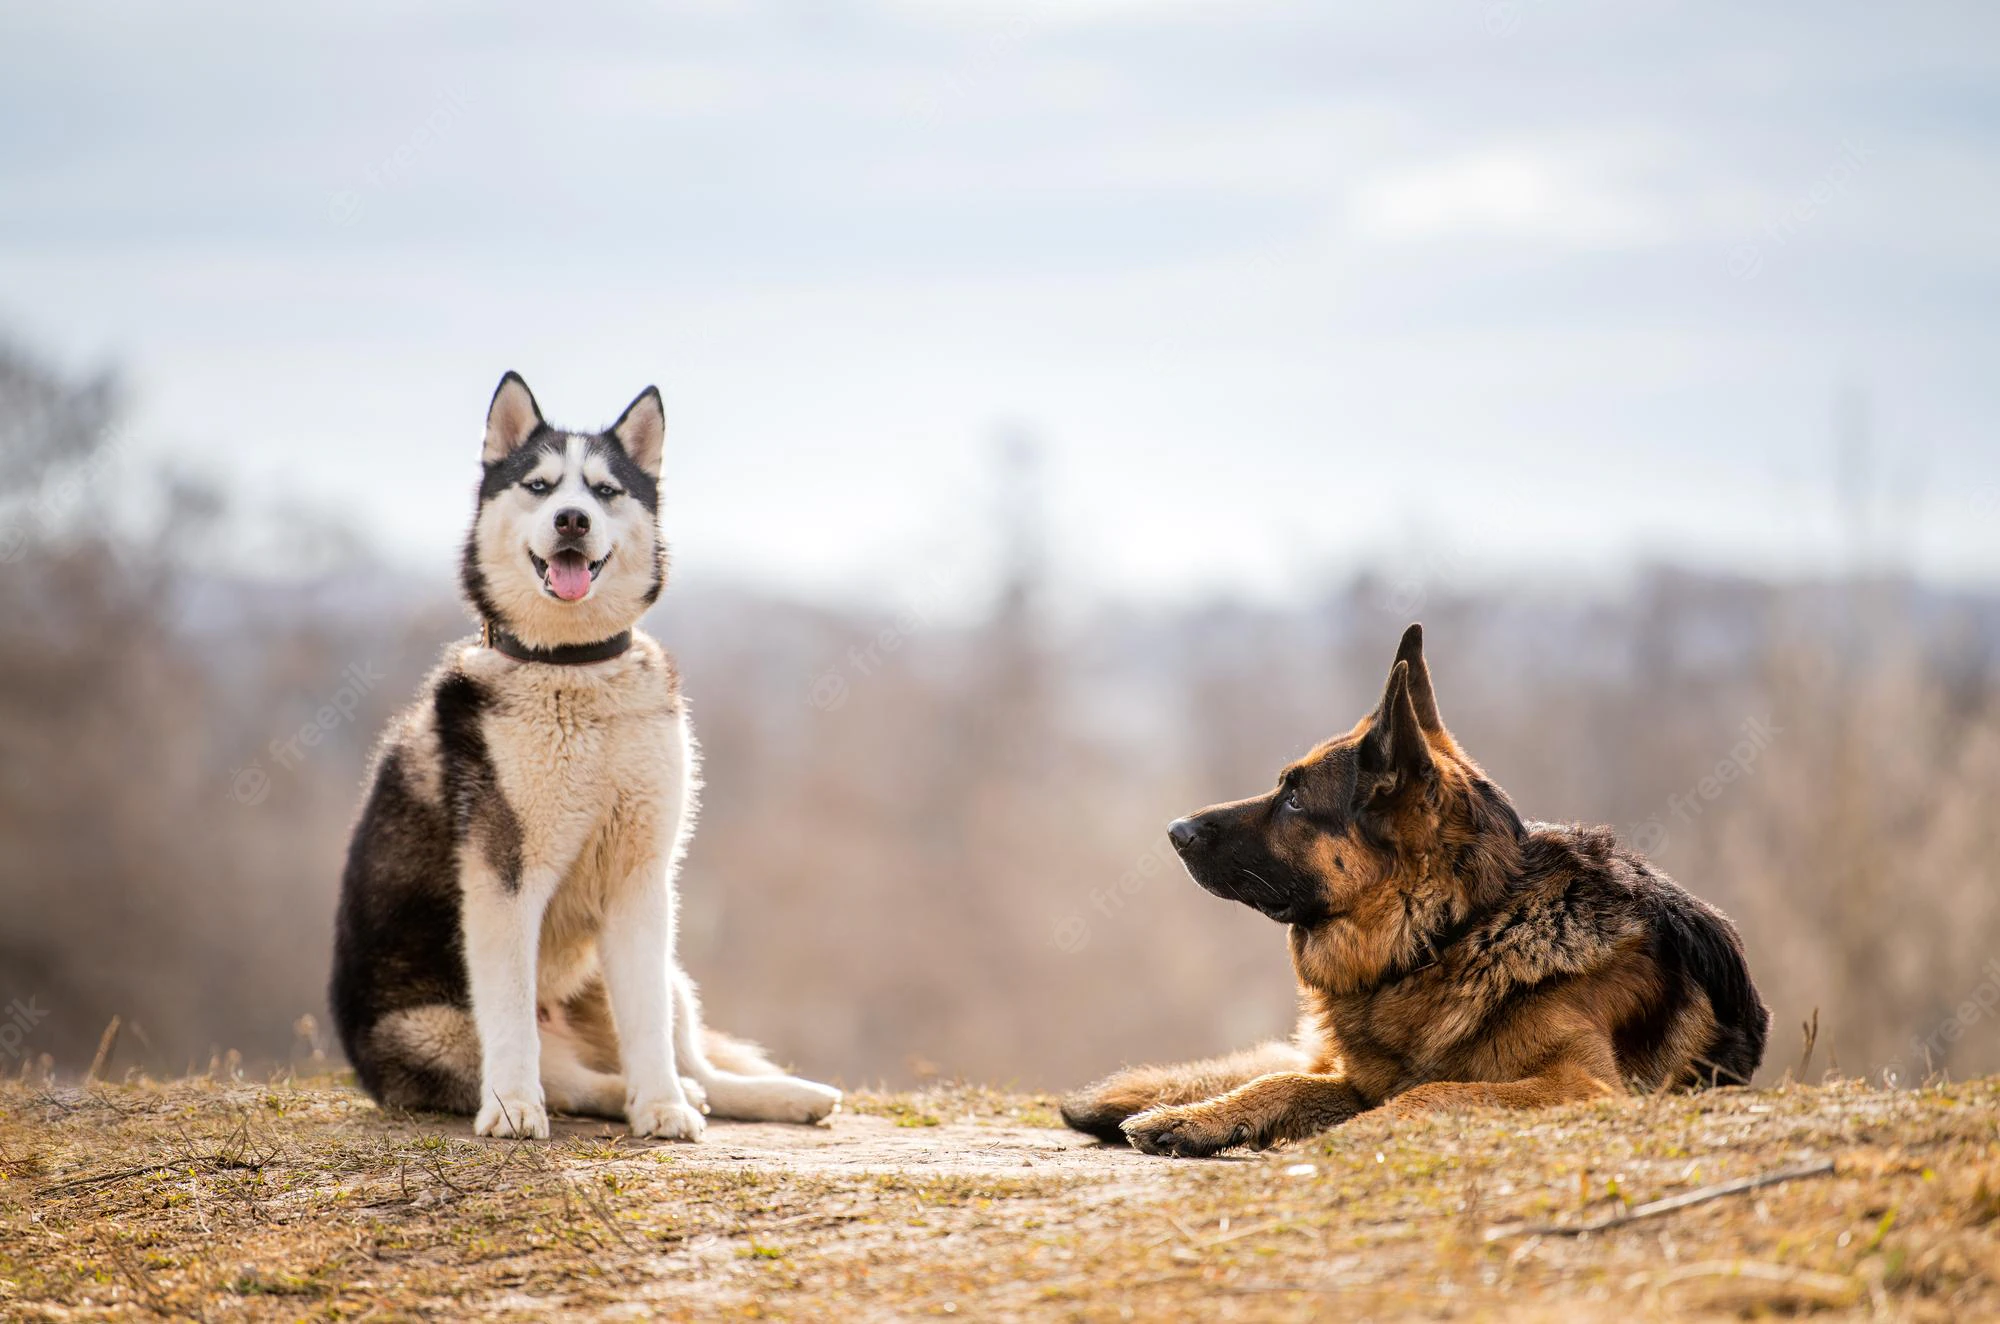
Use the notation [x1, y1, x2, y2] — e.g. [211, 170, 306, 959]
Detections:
[547, 553, 593, 601]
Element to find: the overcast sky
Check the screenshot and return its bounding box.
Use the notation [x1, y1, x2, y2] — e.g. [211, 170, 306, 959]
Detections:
[3, 1, 1997, 606]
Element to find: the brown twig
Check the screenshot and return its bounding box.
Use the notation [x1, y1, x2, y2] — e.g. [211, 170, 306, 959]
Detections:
[35, 1117, 281, 1201]
[1796, 1008, 1819, 1082]
[1686, 1054, 1752, 1088]
[1640, 1258, 1862, 1308]
[35, 1161, 177, 1199]
[1483, 1159, 1836, 1241]
[87, 1015, 122, 1082]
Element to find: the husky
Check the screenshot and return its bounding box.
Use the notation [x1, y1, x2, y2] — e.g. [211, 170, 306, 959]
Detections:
[1062, 624, 1768, 1157]
[330, 373, 842, 1139]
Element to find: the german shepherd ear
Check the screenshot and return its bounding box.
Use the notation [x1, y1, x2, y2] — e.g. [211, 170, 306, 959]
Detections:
[1394, 622, 1445, 735]
[1362, 660, 1434, 800]
[611, 386, 665, 477]
[484, 372, 544, 463]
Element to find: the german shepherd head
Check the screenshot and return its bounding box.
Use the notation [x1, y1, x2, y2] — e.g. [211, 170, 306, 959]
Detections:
[460, 372, 668, 650]
[1168, 624, 1526, 995]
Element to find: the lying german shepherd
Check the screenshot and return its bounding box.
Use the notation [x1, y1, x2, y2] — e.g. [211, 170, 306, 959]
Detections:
[1062, 624, 1769, 1157]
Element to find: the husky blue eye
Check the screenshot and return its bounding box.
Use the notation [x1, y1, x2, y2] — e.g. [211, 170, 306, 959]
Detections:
[594, 483, 621, 500]
[524, 479, 551, 495]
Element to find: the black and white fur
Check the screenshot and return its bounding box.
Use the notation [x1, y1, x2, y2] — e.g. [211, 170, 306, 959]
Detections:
[331, 373, 841, 1139]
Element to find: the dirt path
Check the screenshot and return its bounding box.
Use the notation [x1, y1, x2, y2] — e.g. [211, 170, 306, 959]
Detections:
[7, 1077, 2000, 1320]
[544, 1108, 1147, 1180]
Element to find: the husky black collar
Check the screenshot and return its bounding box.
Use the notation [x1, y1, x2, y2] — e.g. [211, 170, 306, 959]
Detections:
[481, 621, 633, 666]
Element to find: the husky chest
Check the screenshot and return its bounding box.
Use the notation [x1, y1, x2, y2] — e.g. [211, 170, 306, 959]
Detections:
[452, 641, 691, 993]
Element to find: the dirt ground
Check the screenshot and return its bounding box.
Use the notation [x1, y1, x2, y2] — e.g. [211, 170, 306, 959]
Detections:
[5, 1074, 2000, 1320]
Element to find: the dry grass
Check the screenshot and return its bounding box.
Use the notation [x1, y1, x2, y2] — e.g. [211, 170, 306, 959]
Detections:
[4, 1075, 1999, 1321]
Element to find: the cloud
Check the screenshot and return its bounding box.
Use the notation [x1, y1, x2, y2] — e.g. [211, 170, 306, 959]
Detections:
[1346, 144, 1673, 248]
[2, 0, 1998, 599]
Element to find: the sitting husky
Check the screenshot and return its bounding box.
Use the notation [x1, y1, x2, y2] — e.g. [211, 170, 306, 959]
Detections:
[1062, 624, 1769, 1157]
[331, 373, 841, 1139]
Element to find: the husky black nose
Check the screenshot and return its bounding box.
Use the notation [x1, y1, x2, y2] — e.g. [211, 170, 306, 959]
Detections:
[1168, 817, 1204, 852]
[553, 508, 590, 538]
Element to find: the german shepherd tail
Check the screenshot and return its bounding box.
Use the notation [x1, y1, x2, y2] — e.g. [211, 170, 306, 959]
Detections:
[1642, 880, 1768, 1087]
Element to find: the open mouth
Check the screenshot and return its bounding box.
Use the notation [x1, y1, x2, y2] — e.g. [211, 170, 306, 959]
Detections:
[528, 548, 609, 602]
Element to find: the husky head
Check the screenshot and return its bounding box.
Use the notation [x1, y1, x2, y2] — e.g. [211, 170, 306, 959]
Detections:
[460, 372, 667, 648]
[1166, 625, 1526, 989]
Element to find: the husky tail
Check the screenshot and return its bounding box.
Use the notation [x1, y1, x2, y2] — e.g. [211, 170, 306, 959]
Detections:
[669, 969, 842, 1123]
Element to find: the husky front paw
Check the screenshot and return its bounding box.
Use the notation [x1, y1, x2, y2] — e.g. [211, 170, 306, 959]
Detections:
[681, 1076, 711, 1115]
[475, 1091, 550, 1139]
[1122, 1104, 1248, 1158]
[628, 1096, 706, 1141]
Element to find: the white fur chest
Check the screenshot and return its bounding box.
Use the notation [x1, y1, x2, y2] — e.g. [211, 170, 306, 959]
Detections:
[456, 633, 690, 895]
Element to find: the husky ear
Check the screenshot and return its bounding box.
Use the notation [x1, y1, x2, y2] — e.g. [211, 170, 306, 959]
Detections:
[1394, 622, 1445, 734]
[611, 386, 665, 477]
[1364, 661, 1434, 796]
[484, 372, 544, 463]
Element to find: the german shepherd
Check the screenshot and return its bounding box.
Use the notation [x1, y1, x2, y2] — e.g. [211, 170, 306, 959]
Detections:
[1062, 624, 1769, 1157]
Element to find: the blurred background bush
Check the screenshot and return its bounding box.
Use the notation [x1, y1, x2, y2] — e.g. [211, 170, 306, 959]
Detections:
[3, 3, 1996, 1089]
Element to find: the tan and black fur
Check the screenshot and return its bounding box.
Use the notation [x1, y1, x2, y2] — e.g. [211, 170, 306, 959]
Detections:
[1063, 624, 1769, 1157]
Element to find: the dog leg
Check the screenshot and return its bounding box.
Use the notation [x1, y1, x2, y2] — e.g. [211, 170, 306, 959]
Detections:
[1062, 1040, 1312, 1142]
[1386, 1057, 1620, 1118]
[1124, 1072, 1368, 1157]
[599, 867, 705, 1142]
[671, 969, 841, 1124]
[462, 865, 551, 1139]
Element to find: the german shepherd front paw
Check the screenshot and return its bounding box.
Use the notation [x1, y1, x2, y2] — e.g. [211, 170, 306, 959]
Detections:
[629, 1097, 706, 1142]
[1122, 1104, 1249, 1158]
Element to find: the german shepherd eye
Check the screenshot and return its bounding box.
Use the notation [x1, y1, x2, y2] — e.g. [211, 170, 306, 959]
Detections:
[1282, 786, 1304, 814]
[523, 478, 552, 496]
[593, 483, 621, 501]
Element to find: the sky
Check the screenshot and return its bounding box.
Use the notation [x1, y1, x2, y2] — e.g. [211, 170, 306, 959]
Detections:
[2, 0, 1998, 608]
